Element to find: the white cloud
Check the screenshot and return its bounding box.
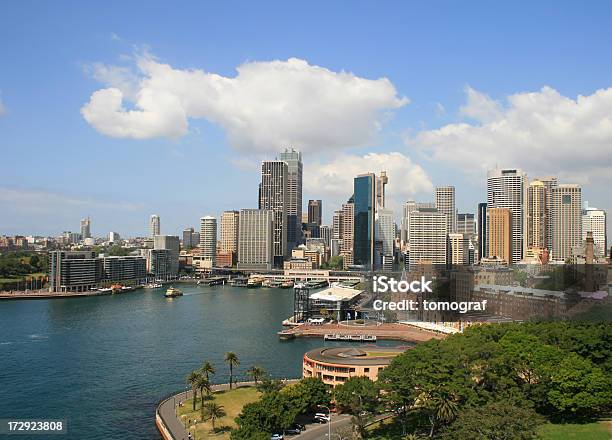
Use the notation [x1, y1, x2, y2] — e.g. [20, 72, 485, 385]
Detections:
[81, 55, 408, 152]
[305, 152, 433, 216]
[410, 86, 612, 184]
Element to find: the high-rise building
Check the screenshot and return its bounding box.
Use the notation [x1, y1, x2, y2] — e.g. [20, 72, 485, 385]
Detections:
[487, 168, 528, 264]
[456, 213, 476, 239]
[279, 148, 303, 251]
[320, 225, 332, 249]
[332, 210, 343, 240]
[80, 217, 91, 239]
[376, 171, 388, 208]
[400, 200, 418, 245]
[435, 186, 456, 234]
[108, 232, 120, 243]
[182, 227, 195, 249]
[582, 204, 607, 257]
[102, 256, 146, 282]
[376, 208, 395, 270]
[477, 202, 487, 261]
[448, 233, 470, 265]
[199, 216, 217, 268]
[150, 215, 160, 237]
[49, 250, 102, 292]
[237, 209, 274, 270]
[408, 208, 448, 268]
[148, 249, 172, 279]
[308, 200, 323, 226]
[527, 180, 547, 250]
[487, 207, 512, 264]
[220, 210, 240, 255]
[353, 173, 376, 270]
[340, 200, 354, 268]
[536, 176, 558, 251]
[551, 184, 582, 261]
[153, 235, 180, 276]
[259, 160, 288, 266]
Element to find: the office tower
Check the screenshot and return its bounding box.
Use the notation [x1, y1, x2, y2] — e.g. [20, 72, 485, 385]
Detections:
[237, 209, 274, 270]
[582, 204, 607, 257]
[408, 208, 448, 268]
[108, 232, 120, 243]
[527, 180, 547, 250]
[49, 251, 102, 292]
[353, 173, 376, 270]
[332, 210, 343, 240]
[80, 217, 91, 239]
[448, 233, 470, 265]
[148, 249, 172, 279]
[536, 176, 558, 251]
[102, 256, 146, 282]
[487, 207, 512, 264]
[220, 210, 240, 255]
[192, 232, 200, 247]
[457, 213, 476, 239]
[400, 201, 418, 245]
[376, 171, 388, 208]
[477, 203, 487, 261]
[320, 225, 332, 248]
[150, 215, 160, 237]
[279, 148, 303, 251]
[259, 160, 288, 266]
[330, 238, 343, 257]
[340, 200, 354, 268]
[487, 168, 528, 264]
[199, 216, 217, 268]
[435, 186, 456, 234]
[182, 227, 195, 249]
[551, 184, 582, 261]
[308, 200, 323, 226]
[153, 235, 180, 276]
[376, 208, 395, 270]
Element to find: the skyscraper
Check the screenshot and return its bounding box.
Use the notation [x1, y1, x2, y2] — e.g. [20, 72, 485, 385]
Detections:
[279, 148, 303, 251]
[527, 180, 547, 250]
[487, 168, 528, 264]
[308, 200, 323, 226]
[340, 200, 354, 268]
[376, 208, 395, 270]
[435, 186, 456, 234]
[259, 160, 288, 267]
[319, 225, 332, 249]
[220, 210, 240, 255]
[80, 217, 91, 239]
[536, 176, 558, 252]
[332, 210, 343, 240]
[582, 204, 607, 257]
[353, 173, 376, 270]
[477, 202, 487, 261]
[448, 233, 470, 265]
[487, 207, 512, 264]
[400, 200, 418, 245]
[551, 184, 582, 261]
[199, 216, 217, 268]
[182, 227, 195, 249]
[457, 213, 476, 239]
[237, 209, 274, 270]
[150, 215, 160, 237]
[153, 235, 179, 276]
[408, 208, 448, 268]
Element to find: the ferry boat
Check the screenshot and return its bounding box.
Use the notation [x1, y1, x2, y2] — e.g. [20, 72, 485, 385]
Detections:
[144, 283, 162, 289]
[229, 277, 249, 287]
[304, 279, 328, 289]
[165, 287, 183, 298]
[280, 280, 294, 289]
[247, 278, 263, 288]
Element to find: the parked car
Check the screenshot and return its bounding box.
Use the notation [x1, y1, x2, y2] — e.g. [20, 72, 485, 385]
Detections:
[285, 426, 301, 435]
[270, 434, 284, 440]
[314, 413, 330, 422]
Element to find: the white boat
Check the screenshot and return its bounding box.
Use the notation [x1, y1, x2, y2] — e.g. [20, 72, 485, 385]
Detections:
[165, 287, 183, 298]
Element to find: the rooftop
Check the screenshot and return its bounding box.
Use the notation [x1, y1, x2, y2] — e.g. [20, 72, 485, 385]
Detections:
[309, 285, 363, 302]
[305, 346, 407, 366]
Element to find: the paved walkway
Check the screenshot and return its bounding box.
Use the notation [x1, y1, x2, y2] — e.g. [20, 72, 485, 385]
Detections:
[281, 322, 445, 342]
[156, 380, 300, 440]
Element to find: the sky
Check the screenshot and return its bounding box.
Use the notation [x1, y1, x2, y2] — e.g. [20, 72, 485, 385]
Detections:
[1, 1, 612, 238]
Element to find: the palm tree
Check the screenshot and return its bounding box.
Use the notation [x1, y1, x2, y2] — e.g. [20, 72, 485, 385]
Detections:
[186, 371, 201, 411]
[246, 366, 266, 386]
[196, 375, 212, 406]
[224, 352, 240, 389]
[200, 361, 216, 382]
[201, 402, 226, 431]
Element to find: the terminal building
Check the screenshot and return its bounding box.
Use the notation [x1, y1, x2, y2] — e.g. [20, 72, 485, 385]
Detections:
[302, 346, 406, 387]
[294, 284, 364, 323]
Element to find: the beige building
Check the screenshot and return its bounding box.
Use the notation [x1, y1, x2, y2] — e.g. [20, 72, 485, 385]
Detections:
[435, 186, 456, 234]
[527, 180, 547, 250]
[448, 233, 469, 265]
[303, 347, 405, 387]
[237, 209, 274, 270]
[551, 184, 582, 261]
[487, 207, 511, 265]
[340, 201, 354, 268]
[220, 211, 239, 254]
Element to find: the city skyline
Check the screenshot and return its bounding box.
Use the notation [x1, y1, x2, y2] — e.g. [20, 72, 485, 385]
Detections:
[2, 2, 612, 237]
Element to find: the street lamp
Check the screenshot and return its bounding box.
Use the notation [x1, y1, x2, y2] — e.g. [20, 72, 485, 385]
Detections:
[320, 405, 331, 439]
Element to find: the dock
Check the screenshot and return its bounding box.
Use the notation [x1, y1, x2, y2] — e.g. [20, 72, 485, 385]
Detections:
[324, 333, 377, 342]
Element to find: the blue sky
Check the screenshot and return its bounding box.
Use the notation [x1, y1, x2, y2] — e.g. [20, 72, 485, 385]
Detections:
[1, 1, 612, 238]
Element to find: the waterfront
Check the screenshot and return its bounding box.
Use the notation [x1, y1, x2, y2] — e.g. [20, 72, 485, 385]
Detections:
[0, 284, 406, 440]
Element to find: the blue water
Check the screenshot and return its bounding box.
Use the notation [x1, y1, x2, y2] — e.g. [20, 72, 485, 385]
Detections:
[0, 285, 404, 439]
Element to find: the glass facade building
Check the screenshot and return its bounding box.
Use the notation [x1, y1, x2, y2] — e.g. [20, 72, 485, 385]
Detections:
[353, 174, 376, 269]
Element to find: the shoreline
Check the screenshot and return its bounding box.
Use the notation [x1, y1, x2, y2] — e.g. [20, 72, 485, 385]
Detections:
[0, 286, 146, 300]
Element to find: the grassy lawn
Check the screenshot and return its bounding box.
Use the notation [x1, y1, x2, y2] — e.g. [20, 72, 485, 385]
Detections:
[177, 386, 261, 439]
[537, 421, 612, 440]
[364, 351, 401, 358]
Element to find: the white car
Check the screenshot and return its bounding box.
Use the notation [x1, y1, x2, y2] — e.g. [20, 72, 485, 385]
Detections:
[270, 434, 284, 440]
[314, 413, 330, 422]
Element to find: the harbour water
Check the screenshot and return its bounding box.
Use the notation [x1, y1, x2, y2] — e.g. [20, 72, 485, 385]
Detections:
[0, 284, 404, 440]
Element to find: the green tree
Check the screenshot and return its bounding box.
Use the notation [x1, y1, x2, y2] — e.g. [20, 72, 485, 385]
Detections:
[186, 370, 201, 411]
[196, 375, 212, 405]
[234, 391, 299, 434]
[281, 377, 330, 414]
[246, 366, 266, 386]
[224, 352, 240, 390]
[200, 361, 216, 382]
[256, 376, 285, 394]
[201, 402, 226, 431]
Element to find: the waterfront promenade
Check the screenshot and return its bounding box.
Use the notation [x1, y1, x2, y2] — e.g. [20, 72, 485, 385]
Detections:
[157, 380, 300, 440]
[279, 322, 445, 342]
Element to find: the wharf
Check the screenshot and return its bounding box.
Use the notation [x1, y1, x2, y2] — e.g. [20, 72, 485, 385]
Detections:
[278, 322, 445, 342]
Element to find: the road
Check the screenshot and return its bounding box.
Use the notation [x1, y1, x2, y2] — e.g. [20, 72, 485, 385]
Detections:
[291, 415, 352, 440]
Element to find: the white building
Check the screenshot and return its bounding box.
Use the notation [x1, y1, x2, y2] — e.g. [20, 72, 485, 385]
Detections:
[108, 231, 120, 243]
[199, 216, 217, 268]
[582, 204, 607, 258]
[237, 209, 274, 270]
[150, 215, 160, 237]
[435, 186, 456, 234]
[408, 208, 448, 268]
[376, 208, 395, 270]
